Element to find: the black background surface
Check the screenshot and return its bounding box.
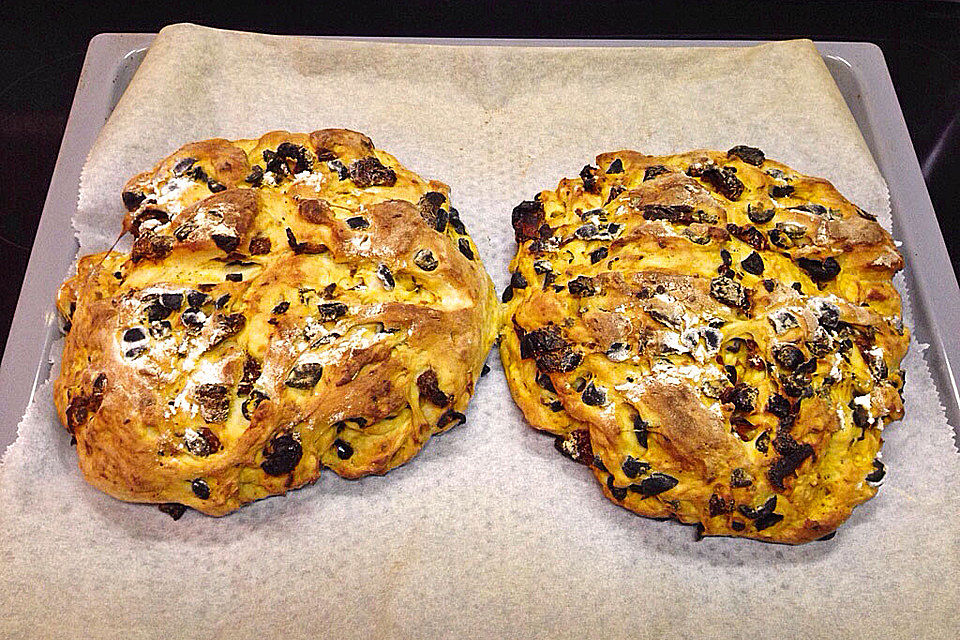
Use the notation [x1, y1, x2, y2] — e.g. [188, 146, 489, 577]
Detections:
[1, 0, 958, 356]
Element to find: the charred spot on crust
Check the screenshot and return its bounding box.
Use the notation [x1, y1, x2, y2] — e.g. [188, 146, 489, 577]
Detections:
[768, 433, 815, 489]
[512, 200, 545, 244]
[579, 164, 600, 194]
[196, 383, 230, 423]
[184, 427, 222, 457]
[131, 233, 174, 263]
[348, 156, 397, 188]
[727, 145, 765, 166]
[261, 433, 303, 476]
[285, 363, 323, 389]
[417, 370, 452, 407]
[158, 503, 187, 520]
[554, 429, 593, 465]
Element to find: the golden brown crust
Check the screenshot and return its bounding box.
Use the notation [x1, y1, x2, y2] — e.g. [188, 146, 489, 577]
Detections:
[501, 147, 908, 544]
[56, 129, 499, 516]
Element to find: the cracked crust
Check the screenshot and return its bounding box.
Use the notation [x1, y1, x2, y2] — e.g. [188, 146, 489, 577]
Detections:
[54, 129, 499, 516]
[501, 147, 908, 544]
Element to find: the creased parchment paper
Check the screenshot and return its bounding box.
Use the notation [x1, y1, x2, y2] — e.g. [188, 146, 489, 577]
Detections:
[2, 24, 958, 639]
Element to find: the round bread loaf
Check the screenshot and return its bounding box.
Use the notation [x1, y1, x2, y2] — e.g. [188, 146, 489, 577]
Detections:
[55, 129, 499, 516]
[501, 147, 908, 544]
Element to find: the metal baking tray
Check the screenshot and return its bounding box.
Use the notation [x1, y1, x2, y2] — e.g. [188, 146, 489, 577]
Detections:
[2, 35, 958, 455]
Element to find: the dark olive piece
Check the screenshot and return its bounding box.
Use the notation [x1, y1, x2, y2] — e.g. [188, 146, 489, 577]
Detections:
[727, 145, 765, 166]
[158, 503, 187, 520]
[605, 158, 624, 174]
[741, 251, 764, 275]
[458, 238, 474, 260]
[261, 434, 303, 476]
[191, 479, 210, 500]
[635, 473, 679, 497]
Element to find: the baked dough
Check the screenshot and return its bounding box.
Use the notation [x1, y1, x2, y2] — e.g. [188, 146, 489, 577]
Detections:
[501, 147, 907, 543]
[55, 129, 498, 516]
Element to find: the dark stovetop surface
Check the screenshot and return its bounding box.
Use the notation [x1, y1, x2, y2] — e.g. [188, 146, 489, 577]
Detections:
[1, 1, 958, 357]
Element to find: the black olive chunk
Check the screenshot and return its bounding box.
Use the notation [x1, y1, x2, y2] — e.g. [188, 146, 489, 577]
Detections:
[643, 165, 669, 181]
[606, 474, 628, 501]
[158, 503, 187, 520]
[621, 456, 650, 479]
[317, 302, 348, 322]
[191, 479, 210, 500]
[285, 363, 324, 389]
[739, 251, 764, 276]
[770, 185, 795, 198]
[580, 382, 606, 406]
[414, 249, 438, 271]
[589, 247, 608, 264]
[458, 238, 474, 260]
[123, 328, 146, 342]
[333, 438, 354, 460]
[605, 158, 624, 174]
[261, 434, 303, 476]
[773, 344, 805, 370]
[797, 257, 841, 282]
[633, 416, 649, 448]
[865, 459, 886, 483]
[727, 145, 765, 166]
[710, 276, 748, 309]
[635, 473, 679, 497]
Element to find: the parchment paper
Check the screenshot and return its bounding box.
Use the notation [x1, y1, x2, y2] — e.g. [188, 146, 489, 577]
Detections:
[2, 24, 958, 639]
